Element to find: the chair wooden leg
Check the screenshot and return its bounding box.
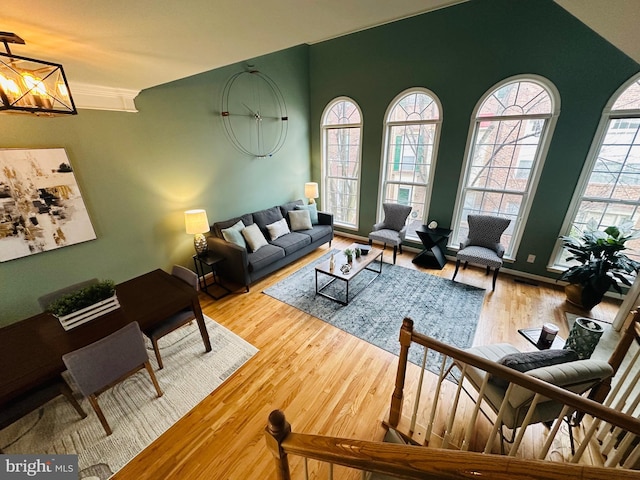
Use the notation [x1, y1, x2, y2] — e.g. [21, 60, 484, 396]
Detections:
[463, 261, 468, 269]
[368, 239, 372, 246]
[486, 265, 491, 275]
[393, 246, 397, 264]
[152, 338, 163, 370]
[492, 268, 500, 290]
[88, 394, 112, 436]
[60, 380, 87, 419]
[144, 360, 163, 398]
[452, 259, 461, 281]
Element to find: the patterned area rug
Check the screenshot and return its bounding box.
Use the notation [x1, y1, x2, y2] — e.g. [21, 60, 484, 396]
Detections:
[264, 250, 486, 370]
[0, 316, 258, 479]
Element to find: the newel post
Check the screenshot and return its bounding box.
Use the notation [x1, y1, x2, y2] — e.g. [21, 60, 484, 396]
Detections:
[265, 409, 292, 480]
[389, 317, 414, 426]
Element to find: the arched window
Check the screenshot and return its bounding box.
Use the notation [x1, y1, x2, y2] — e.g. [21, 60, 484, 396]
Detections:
[378, 88, 442, 239]
[321, 97, 362, 228]
[450, 75, 560, 258]
[551, 74, 640, 267]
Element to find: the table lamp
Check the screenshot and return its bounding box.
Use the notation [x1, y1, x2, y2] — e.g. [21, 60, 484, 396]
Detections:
[185, 209, 210, 256]
[304, 182, 319, 204]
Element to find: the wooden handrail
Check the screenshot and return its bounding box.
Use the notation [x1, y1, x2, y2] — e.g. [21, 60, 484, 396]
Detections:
[389, 317, 640, 437]
[265, 410, 640, 480]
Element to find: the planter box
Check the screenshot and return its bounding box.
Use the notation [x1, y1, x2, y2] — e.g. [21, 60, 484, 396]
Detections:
[56, 295, 120, 331]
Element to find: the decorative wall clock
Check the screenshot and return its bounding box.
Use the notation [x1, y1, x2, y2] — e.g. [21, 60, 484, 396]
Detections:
[220, 69, 288, 158]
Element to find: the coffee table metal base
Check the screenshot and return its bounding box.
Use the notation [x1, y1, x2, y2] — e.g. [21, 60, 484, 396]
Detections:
[315, 251, 383, 305]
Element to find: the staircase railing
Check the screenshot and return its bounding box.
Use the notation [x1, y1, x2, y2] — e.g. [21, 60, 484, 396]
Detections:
[387, 316, 640, 468]
[265, 409, 640, 479]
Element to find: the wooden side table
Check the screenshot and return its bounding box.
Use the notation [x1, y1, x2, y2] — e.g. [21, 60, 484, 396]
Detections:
[192, 254, 231, 300]
[412, 226, 452, 269]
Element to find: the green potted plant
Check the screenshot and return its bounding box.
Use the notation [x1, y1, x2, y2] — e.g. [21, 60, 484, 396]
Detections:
[343, 247, 354, 263]
[47, 280, 120, 330]
[558, 220, 640, 310]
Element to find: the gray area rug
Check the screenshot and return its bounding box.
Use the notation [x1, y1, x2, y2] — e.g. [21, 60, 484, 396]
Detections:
[0, 316, 258, 479]
[264, 250, 486, 370]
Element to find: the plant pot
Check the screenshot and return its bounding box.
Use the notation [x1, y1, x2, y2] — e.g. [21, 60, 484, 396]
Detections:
[56, 294, 120, 331]
[564, 284, 603, 311]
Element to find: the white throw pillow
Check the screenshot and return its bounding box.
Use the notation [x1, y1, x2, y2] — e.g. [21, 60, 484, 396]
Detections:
[289, 209, 312, 231]
[266, 217, 290, 241]
[241, 223, 269, 252]
[221, 220, 247, 248]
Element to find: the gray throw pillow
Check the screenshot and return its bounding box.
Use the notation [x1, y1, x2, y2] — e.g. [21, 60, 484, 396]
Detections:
[295, 203, 319, 225]
[289, 209, 313, 231]
[490, 349, 579, 388]
[221, 220, 247, 248]
[241, 223, 269, 252]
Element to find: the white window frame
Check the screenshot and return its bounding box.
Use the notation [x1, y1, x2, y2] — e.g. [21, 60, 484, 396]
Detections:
[321, 96, 363, 230]
[449, 74, 561, 260]
[377, 87, 442, 238]
[549, 73, 640, 271]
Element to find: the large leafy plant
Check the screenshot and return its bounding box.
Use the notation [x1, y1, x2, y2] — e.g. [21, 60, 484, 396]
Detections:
[559, 220, 640, 308]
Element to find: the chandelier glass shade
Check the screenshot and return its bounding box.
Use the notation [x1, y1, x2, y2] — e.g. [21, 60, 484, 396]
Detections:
[0, 32, 77, 115]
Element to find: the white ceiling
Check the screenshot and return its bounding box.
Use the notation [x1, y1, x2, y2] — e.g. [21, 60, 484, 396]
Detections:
[1, 0, 639, 95]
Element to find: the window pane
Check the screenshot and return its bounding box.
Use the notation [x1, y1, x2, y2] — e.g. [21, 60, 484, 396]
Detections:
[388, 92, 439, 122]
[324, 100, 361, 125]
[478, 81, 552, 117]
[612, 80, 640, 111]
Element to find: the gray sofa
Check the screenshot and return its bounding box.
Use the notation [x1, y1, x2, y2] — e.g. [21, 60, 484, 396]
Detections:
[207, 199, 333, 291]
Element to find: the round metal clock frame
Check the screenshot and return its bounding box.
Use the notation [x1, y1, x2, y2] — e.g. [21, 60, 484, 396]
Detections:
[220, 69, 288, 158]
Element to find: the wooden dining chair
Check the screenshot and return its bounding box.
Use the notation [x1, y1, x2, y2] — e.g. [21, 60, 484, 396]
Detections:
[62, 321, 163, 436]
[142, 265, 200, 369]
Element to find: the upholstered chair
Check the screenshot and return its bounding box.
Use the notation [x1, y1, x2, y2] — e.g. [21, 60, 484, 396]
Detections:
[143, 265, 199, 369]
[452, 215, 511, 290]
[368, 203, 413, 264]
[62, 321, 163, 436]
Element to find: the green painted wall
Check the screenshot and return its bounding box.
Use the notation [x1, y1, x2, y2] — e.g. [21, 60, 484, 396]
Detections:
[308, 0, 639, 276]
[0, 45, 310, 325]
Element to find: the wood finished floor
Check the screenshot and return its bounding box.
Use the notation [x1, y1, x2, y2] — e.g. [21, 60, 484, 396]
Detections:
[113, 236, 621, 479]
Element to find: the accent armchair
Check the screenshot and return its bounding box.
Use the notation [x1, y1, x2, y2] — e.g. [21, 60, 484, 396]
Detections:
[368, 203, 412, 264]
[452, 214, 511, 290]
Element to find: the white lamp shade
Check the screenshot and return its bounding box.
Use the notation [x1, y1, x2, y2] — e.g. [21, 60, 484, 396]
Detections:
[304, 182, 319, 199]
[184, 209, 210, 234]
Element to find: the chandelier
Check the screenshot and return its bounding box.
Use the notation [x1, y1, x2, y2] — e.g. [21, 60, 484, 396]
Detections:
[0, 32, 76, 115]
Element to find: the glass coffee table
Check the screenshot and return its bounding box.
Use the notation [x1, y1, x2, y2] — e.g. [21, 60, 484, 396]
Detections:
[315, 244, 383, 305]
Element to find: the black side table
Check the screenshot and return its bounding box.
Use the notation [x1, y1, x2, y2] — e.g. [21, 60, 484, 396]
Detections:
[412, 226, 452, 269]
[192, 253, 231, 300]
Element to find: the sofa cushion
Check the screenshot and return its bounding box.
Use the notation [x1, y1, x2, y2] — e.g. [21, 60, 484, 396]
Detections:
[247, 244, 286, 272]
[269, 232, 311, 255]
[302, 224, 333, 243]
[242, 223, 269, 252]
[295, 203, 319, 224]
[253, 206, 284, 236]
[221, 220, 247, 248]
[289, 209, 313, 231]
[266, 218, 290, 241]
[279, 199, 304, 219]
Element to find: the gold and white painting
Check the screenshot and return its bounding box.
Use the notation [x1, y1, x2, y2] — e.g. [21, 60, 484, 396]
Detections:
[0, 148, 96, 262]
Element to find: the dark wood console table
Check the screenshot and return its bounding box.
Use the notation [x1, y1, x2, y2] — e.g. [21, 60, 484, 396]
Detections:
[0, 268, 210, 418]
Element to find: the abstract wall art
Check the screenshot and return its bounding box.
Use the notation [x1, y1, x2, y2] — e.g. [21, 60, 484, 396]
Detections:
[0, 148, 96, 262]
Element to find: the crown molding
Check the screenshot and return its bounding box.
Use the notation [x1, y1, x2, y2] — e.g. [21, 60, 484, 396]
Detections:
[69, 82, 140, 112]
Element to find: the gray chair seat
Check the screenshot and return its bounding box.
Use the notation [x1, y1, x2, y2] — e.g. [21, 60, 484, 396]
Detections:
[452, 214, 511, 290]
[368, 203, 412, 264]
